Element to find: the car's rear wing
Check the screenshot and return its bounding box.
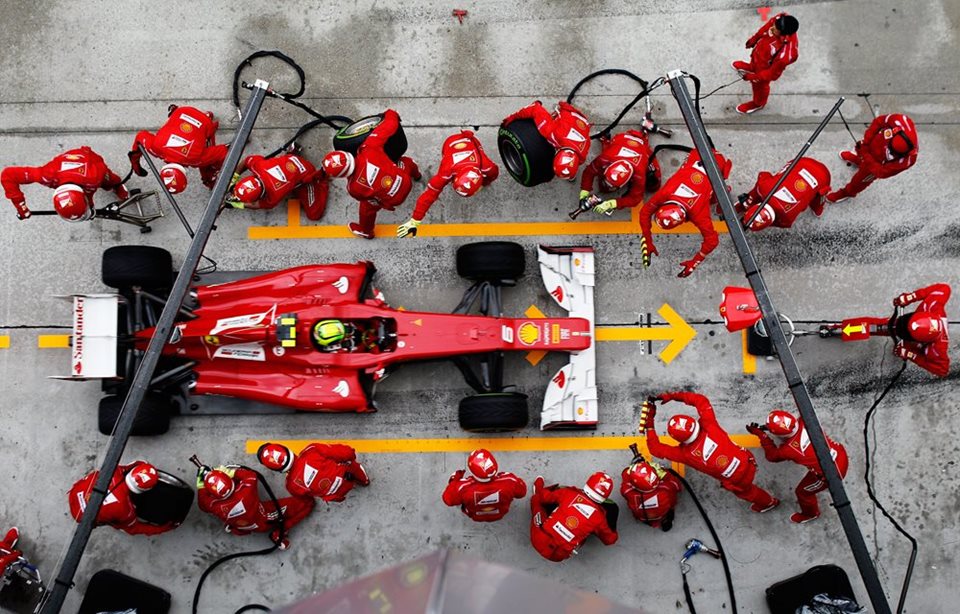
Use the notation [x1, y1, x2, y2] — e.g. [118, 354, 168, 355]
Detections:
[49, 294, 120, 380]
[536, 246, 598, 430]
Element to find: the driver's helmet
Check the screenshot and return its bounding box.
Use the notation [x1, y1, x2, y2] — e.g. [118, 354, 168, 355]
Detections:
[313, 320, 347, 347]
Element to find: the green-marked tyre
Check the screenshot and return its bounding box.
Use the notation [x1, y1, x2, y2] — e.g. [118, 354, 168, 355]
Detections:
[497, 118, 556, 187]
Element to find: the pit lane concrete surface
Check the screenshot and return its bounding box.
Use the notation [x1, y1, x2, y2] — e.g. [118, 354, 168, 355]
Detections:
[0, 1, 958, 612]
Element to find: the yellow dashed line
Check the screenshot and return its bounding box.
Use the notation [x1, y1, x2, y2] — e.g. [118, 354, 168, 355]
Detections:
[38, 334, 71, 349]
[742, 328, 757, 374]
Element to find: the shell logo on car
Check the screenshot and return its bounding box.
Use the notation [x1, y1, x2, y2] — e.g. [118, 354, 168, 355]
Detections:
[518, 322, 541, 345]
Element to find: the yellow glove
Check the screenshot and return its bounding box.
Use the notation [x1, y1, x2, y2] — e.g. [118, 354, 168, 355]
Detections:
[396, 218, 422, 238]
[593, 200, 617, 215]
[579, 190, 590, 201]
[215, 465, 236, 478]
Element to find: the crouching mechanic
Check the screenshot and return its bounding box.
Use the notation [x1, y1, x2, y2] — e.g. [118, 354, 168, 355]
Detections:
[579, 129, 661, 216]
[129, 105, 228, 194]
[398, 130, 499, 237]
[322, 109, 421, 239]
[529, 472, 618, 562]
[68, 462, 179, 536]
[196, 463, 315, 550]
[732, 13, 799, 114]
[739, 157, 831, 231]
[2, 147, 129, 221]
[639, 149, 732, 277]
[258, 442, 370, 503]
[640, 393, 779, 513]
[502, 100, 592, 181]
[232, 151, 330, 221]
[620, 458, 682, 532]
[442, 449, 527, 522]
[747, 410, 848, 524]
[827, 113, 918, 203]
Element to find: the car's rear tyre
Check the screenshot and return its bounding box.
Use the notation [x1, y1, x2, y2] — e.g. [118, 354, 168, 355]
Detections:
[456, 241, 526, 282]
[130, 470, 194, 526]
[102, 245, 173, 290]
[458, 392, 529, 432]
[333, 114, 407, 162]
[98, 394, 171, 436]
[498, 118, 556, 187]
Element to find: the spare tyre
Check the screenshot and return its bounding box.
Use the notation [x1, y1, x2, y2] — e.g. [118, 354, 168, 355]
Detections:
[458, 392, 529, 432]
[333, 114, 407, 162]
[131, 470, 194, 526]
[498, 118, 556, 187]
[456, 241, 525, 282]
[102, 245, 173, 290]
[98, 394, 171, 436]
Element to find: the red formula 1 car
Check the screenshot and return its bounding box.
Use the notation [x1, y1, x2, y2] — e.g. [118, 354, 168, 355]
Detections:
[56, 242, 598, 434]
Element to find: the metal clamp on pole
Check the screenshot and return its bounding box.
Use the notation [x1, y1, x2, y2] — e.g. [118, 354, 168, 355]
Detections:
[37, 81, 271, 614]
[665, 70, 892, 614]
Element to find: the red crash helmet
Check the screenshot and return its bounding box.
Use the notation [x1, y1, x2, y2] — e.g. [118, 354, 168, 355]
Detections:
[203, 470, 235, 500]
[908, 313, 943, 343]
[467, 448, 498, 481]
[553, 148, 580, 180]
[745, 203, 776, 231]
[888, 130, 915, 158]
[583, 471, 614, 503]
[766, 409, 799, 437]
[604, 160, 634, 189]
[655, 203, 687, 230]
[453, 168, 483, 197]
[159, 163, 188, 194]
[258, 443, 294, 472]
[322, 151, 355, 178]
[667, 414, 700, 444]
[125, 462, 158, 494]
[52, 184, 95, 222]
[234, 175, 264, 203]
[626, 462, 661, 492]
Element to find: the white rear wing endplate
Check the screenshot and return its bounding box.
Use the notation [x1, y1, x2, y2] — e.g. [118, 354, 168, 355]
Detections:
[49, 294, 120, 380]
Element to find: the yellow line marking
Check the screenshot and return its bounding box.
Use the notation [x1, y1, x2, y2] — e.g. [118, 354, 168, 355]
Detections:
[742, 328, 756, 374]
[245, 434, 759, 455]
[0, 335, 9, 349]
[594, 303, 696, 364]
[249, 200, 729, 240]
[37, 334, 70, 349]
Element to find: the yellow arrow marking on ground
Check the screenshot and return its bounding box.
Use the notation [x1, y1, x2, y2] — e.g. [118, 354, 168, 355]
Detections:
[247, 200, 729, 240]
[595, 303, 696, 364]
[0, 335, 9, 349]
[38, 334, 70, 348]
[843, 323, 866, 336]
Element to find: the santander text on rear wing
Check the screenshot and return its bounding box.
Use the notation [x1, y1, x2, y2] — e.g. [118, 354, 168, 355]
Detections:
[50, 295, 120, 380]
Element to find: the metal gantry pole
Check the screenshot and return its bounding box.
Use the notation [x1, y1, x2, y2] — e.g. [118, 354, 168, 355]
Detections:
[665, 70, 892, 614]
[37, 81, 270, 614]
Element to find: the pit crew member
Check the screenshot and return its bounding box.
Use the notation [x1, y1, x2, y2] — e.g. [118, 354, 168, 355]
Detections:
[826, 113, 918, 203]
[620, 459, 682, 531]
[258, 442, 370, 503]
[529, 472, 618, 562]
[502, 100, 592, 181]
[739, 156, 831, 230]
[232, 151, 329, 220]
[732, 13, 799, 114]
[579, 129, 661, 215]
[68, 462, 178, 536]
[442, 449, 527, 522]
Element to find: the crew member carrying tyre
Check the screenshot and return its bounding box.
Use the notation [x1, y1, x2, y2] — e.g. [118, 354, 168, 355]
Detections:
[579, 130, 662, 216]
[68, 462, 179, 536]
[640, 393, 780, 513]
[196, 463, 315, 550]
[231, 151, 329, 221]
[321, 109, 421, 239]
[2, 147, 129, 221]
[826, 113, 918, 203]
[529, 472, 619, 562]
[0, 527, 22, 576]
[747, 410, 848, 524]
[501, 101, 592, 181]
[442, 449, 527, 522]
[739, 157, 831, 231]
[619, 459, 682, 531]
[732, 13, 799, 115]
[638, 149, 732, 277]
[398, 130, 499, 238]
[129, 105, 228, 194]
[258, 442, 370, 503]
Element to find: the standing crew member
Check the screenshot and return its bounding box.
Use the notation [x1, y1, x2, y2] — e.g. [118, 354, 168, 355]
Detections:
[579, 130, 661, 215]
[442, 449, 527, 522]
[258, 442, 370, 503]
[322, 109, 421, 239]
[732, 13, 799, 114]
[826, 113, 918, 203]
[196, 463, 315, 550]
[747, 410, 848, 524]
[640, 392, 779, 512]
[2, 147, 128, 221]
[398, 130, 499, 237]
[231, 151, 329, 221]
[502, 101, 592, 181]
[0, 527, 22, 575]
[129, 105, 228, 194]
[529, 472, 618, 562]
[638, 149, 732, 277]
[68, 462, 179, 536]
[620, 459, 682, 531]
[739, 157, 831, 231]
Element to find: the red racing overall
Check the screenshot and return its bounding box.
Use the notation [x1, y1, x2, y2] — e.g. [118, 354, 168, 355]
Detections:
[412, 130, 499, 221]
[68, 463, 175, 536]
[529, 484, 618, 562]
[503, 101, 592, 169]
[580, 130, 662, 209]
[130, 105, 228, 188]
[237, 153, 329, 220]
[743, 157, 831, 227]
[284, 443, 369, 503]
[619, 467, 682, 528]
[738, 13, 799, 109]
[442, 470, 527, 522]
[197, 467, 314, 536]
[829, 114, 918, 200]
